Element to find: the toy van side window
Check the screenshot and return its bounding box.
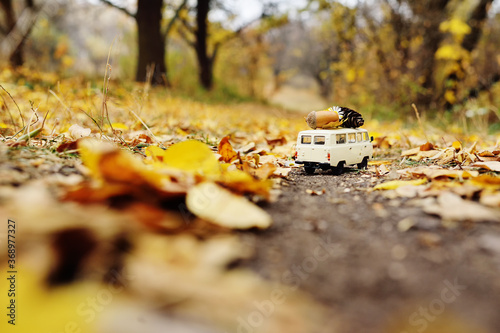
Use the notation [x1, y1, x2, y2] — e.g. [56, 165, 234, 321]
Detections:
[314, 136, 325, 145]
[336, 134, 346, 144]
[348, 133, 356, 143]
[301, 135, 312, 144]
[363, 133, 369, 141]
[357, 133, 363, 142]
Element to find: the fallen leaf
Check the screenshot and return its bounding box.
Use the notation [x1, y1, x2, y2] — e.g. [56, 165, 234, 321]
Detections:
[417, 232, 442, 248]
[56, 139, 79, 152]
[186, 182, 272, 229]
[306, 188, 326, 196]
[219, 168, 272, 199]
[480, 192, 500, 207]
[373, 178, 427, 191]
[420, 142, 434, 151]
[242, 162, 276, 180]
[404, 166, 479, 180]
[397, 217, 416, 232]
[146, 140, 221, 177]
[68, 124, 91, 139]
[375, 164, 391, 176]
[470, 175, 500, 190]
[368, 160, 393, 166]
[218, 136, 238, 163]
[266, 136, 287, 148]
[274, 167, 292, 178]
[478, 150, 497, 157]
[471, 161, 500, 172]
[401, 147, 421, 157]
[424, 192, 500, 222]
[239, 142, 256, 153]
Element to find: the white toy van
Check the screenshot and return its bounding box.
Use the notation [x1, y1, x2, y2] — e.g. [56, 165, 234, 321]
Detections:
[294, 128, 373, 174]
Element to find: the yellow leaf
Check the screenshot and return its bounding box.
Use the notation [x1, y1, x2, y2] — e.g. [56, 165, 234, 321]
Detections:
[146, 140, 221, 177]
[220, 168, 272, 198]
[78, 139, 116, 181]
[368, 160, 393, 166]
[452, 141, 462, 151]
[435, 45, 463, 60]
[439, 18, 471, 37]
[186, 182, 272, 229]
[373, 178, 427, 191]
[110, 122, 129, 130]
[0, 269, 98, 333]
[80, 139, 166, 188]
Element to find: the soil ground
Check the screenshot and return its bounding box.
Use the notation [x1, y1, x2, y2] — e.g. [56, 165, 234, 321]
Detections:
[242, 167, 500, 333]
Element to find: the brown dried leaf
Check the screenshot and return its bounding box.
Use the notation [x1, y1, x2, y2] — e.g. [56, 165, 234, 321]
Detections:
[472, 161, 500, 172]
[424, 192, 500, 222]
[242, 162, 277, 180]
[306, 188, 326, 195]
[420, 142, 434, 151]
[218, 136, 238, 163]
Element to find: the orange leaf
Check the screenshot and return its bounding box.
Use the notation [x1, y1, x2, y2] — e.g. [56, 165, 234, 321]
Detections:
[218, 136, 238, 163]
[242, 162, 277, 180]
[420, 142, 434, 151]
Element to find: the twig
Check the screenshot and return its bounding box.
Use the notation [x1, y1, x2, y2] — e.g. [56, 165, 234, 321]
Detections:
[99, 0, 135, 18]
[411, 103, 428, 142]
[0, 84, 24, 130]
[17, 105, 50, 144]
[163, 0, 188, 41]
[100, 38, 131, 149]
[49, 89, 72, 116]
[127, 107, 165, 149]
[0, 93, 15, 129]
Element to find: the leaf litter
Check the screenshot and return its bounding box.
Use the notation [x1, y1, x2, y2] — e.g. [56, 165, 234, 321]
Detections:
[1, 76, 500, 332]
[0, 79, 331, 333]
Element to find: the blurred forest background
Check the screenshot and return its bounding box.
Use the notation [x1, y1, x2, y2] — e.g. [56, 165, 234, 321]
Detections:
[1, 0, 499, 130]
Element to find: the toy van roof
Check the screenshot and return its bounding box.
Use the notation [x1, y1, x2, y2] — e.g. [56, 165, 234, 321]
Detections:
[298, 128, 369, 135]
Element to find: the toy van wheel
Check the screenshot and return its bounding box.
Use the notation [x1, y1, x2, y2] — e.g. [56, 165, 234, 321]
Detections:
[332, 161, 345, 175]
[357, 157, 368, 170]
[304, 166, 316, 174]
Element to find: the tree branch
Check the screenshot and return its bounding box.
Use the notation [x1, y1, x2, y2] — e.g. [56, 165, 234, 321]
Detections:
[177, 24, 196, 48]
[212, 14, 263, 50]
[100, 0, 135, 18]
[178, 15, 195, 34]
[163, 0, 188, 42]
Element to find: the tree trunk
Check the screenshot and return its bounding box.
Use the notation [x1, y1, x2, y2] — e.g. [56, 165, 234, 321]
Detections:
[135, 0, 167, 85]
[0, 0, 23, 67]
[413, 0, 450, 109]
[195, 0, 213, 90]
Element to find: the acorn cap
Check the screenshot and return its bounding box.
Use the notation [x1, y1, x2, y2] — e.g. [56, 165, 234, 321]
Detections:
[305, 111, 317, 129]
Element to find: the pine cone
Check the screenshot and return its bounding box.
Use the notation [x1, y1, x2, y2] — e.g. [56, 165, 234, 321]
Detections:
[337, 107, 364, 128]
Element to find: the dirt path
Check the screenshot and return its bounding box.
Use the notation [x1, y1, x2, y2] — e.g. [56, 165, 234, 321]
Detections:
[243, 168, 500, 333]
[268, 84, 327, 112]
